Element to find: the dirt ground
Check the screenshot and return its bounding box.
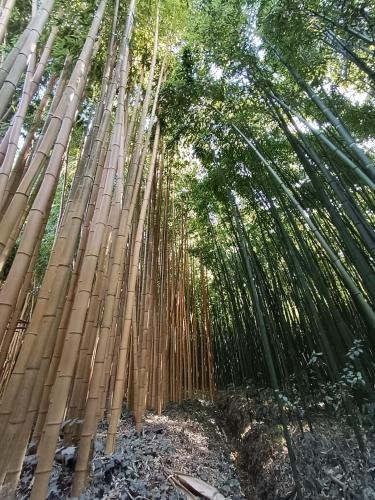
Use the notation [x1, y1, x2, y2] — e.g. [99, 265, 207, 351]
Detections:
[217, 388, 375, 499]
[17, 399, 245, 499]
[16, 392, 375, 499]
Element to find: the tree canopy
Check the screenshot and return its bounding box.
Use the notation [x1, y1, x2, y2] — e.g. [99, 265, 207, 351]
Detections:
[0, 0, 374, 497]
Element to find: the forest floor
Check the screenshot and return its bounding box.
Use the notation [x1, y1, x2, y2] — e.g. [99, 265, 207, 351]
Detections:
[217, 387, 375, 499]
[17, 392, 375, 499]
[17, 399, 245, 499]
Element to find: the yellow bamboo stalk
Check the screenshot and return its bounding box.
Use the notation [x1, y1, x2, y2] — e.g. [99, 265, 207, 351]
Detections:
[106, 121, 161, 453]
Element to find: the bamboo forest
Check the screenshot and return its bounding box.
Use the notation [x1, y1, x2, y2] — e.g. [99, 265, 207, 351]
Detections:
[0, 0, 374, 498]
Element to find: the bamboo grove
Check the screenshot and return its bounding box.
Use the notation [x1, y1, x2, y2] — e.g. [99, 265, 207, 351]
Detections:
[163, 0, 374, 496]
[0, 0, 214, 498]
[0, 0, 375, 498]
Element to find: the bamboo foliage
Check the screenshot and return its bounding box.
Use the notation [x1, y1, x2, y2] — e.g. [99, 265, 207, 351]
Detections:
[10, 0, 375, 497]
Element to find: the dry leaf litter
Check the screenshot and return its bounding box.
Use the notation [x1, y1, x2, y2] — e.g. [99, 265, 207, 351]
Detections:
[16, 393, 375, 499]
[217, 388, 375, 499]
[17, 399, 245, 499]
